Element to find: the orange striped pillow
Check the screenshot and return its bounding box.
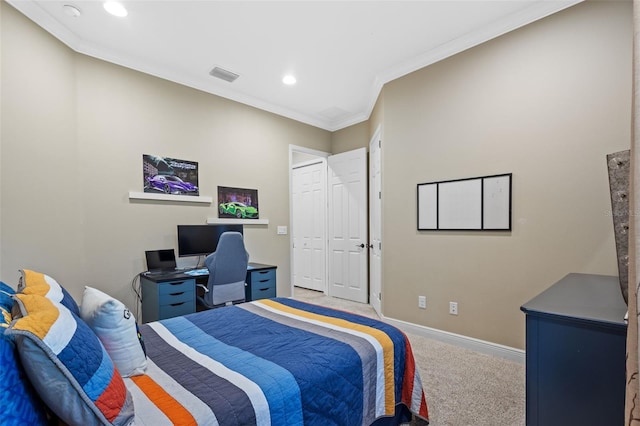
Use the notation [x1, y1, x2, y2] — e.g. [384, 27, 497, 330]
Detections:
[7, 293, 135, 425]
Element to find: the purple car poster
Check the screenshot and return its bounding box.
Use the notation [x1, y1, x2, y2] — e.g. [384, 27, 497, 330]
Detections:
[218, 186, 259, 219]
[143, 154, 199, 196]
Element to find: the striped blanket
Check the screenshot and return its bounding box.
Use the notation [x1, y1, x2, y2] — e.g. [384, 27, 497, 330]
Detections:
[125, 298, 429, 426]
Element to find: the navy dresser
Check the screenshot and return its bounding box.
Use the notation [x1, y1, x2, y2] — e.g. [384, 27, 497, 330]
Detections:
[520, 273, 627, 426]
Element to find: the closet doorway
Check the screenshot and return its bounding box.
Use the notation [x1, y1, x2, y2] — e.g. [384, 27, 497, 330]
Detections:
[290, 146, 329, 294]
[289, 145, 369, 304]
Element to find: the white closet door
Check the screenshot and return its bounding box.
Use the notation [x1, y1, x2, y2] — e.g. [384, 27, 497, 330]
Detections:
[328, 148, 368, 303]
[292, 161, 326, 292]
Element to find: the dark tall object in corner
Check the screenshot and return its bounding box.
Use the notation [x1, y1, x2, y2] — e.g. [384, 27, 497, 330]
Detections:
[521, 274, 627, 426]
[607, 150, 630, 304]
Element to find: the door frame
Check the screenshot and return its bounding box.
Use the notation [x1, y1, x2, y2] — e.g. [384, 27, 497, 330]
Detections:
[289, 145, 330, 297]
[369, 125, 382, 317]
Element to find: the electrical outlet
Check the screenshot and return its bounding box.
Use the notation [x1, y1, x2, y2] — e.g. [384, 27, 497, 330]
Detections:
[449, 301, 458, 315]
[418, 296, 426, 309]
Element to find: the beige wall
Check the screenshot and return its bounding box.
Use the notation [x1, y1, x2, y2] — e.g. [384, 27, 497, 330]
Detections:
[380, 0, 632, 348]
[329, 95, 385, 154]
[331, 121, 369, 154]
[1, 3, 84, 288]
[1, 3, 331, 311]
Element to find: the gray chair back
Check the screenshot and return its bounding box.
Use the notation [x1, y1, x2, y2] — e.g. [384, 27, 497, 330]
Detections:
[201, 231, 248, 307]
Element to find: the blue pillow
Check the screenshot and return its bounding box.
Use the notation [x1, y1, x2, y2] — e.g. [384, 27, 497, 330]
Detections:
[0, 281, 14, 311]
[0, 281, 48, 426]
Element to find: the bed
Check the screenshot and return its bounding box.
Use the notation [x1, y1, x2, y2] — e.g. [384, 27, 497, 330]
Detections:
[126, 298, 429, 426]
[2, 271, 429, 426]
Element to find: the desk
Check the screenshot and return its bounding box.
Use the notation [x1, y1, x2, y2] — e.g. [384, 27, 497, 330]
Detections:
[140, 262, 277, 323]
[520, 273, 627, 426]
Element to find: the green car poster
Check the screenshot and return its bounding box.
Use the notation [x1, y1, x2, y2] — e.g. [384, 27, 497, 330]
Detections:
[218, 186, 259, 219]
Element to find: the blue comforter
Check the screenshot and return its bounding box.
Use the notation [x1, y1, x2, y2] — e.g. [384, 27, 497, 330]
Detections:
[125, 298, 429, 426]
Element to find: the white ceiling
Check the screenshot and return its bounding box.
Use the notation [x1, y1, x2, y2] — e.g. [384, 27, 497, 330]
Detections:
[8, 0, 581, 131]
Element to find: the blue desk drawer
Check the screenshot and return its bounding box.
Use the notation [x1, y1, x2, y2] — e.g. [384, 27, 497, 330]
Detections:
[141, 276, 196, 323]
[157, 279, 194, 296]
[250, 269, 276, 282]
[159, 289, 194, 306]
[248, 268, 276, 301]
[158, 299, 194, 319]
[251, 283, 276, 300]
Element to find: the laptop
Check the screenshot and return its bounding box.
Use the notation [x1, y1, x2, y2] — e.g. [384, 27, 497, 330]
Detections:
[145, 249, 177, 274]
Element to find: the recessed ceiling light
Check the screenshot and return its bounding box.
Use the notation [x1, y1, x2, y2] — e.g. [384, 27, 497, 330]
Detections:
[62, 4, 81, 17]
[103, 1, 128, 17]
[282, 75, 297, 85]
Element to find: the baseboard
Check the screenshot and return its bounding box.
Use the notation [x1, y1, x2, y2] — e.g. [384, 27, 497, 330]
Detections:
[382, 315, 525, 364]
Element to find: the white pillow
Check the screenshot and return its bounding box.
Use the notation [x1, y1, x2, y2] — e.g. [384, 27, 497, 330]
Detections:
[80, 286, 147, 377]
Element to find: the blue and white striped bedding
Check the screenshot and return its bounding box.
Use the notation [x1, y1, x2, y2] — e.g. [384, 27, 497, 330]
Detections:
[125, 298, 429, 426]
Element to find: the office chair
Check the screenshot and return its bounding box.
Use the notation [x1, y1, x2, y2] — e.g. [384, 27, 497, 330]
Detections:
[196, 231, 249, 309]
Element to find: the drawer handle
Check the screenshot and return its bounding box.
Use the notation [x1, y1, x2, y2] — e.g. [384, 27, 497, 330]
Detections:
[170, 302, 185, 307]
[259, 279, 270, 283]
[170, 281, 185, 286]
[258, 271, 270, 275]
[169, 292, 185, 296]
[258, 287, 270, 292]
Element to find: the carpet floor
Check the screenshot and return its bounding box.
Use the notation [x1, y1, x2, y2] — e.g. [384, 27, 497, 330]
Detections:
[292, 287, 526, 426]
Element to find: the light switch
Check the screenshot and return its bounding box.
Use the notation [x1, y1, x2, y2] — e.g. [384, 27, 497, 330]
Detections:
[277, 226, 288, 235]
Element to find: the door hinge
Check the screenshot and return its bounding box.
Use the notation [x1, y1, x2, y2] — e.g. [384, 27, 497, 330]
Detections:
[378, 140, 381, 148]
[378, 292, 382, 301]
[378, 191, 381, 199]
[379, 242, 382, 250]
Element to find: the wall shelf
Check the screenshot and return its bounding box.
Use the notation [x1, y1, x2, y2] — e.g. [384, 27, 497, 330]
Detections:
[129, 191, 213, 204]
[207, 217, 269, 225]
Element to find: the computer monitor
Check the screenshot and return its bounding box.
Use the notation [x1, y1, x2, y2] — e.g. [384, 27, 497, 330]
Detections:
[177, 224, 243, 257]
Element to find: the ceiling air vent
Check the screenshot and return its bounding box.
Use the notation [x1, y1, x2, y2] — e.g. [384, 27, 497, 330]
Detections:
[209, 67, 240, 83]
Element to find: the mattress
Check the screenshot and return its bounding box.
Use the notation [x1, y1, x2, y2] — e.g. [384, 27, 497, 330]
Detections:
[125, 298, 429, 426]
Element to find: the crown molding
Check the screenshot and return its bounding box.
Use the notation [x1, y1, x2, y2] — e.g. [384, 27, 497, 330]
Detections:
[9, 0, 582, 133]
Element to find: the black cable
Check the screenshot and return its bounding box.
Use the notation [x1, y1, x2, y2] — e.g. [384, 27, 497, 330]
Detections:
[131, 273, 142, 320]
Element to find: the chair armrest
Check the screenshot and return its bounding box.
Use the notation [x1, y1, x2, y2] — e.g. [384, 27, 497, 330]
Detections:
[196, 283, 209, 293]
